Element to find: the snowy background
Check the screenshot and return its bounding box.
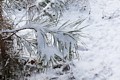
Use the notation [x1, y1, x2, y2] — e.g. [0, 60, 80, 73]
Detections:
[75, 0, 120, 80]
[27, 0, 120, 80]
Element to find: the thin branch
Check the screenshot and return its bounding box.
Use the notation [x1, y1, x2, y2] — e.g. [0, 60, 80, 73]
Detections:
[0, 23, 40, 33]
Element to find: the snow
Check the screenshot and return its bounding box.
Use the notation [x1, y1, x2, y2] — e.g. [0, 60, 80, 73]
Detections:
[28, 0, 120, 80]
[73, 0, 120, 79]
[2, 0, 120, 80]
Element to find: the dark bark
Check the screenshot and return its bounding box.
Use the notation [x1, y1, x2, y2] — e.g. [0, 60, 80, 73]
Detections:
[0, 1, 11, 79]
[0, 1, 23, 80]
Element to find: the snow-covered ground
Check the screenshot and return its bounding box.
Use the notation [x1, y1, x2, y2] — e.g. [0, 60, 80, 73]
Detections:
[73, 0, 120, 80]
[28, 0, 120, 80]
